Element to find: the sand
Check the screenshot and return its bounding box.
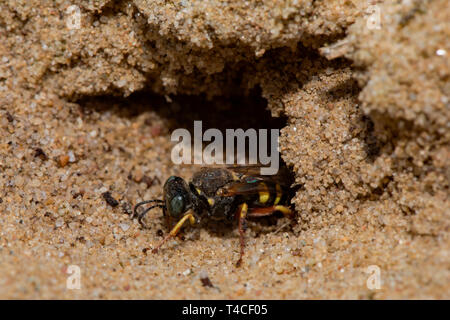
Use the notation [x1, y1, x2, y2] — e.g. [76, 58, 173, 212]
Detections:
[0, 0, 448, 299]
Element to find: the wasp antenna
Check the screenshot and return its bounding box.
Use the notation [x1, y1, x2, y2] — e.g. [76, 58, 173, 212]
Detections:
[134, 199, 164, 216]
[137, 204, 166, 228]
[134, 200, 166, 228]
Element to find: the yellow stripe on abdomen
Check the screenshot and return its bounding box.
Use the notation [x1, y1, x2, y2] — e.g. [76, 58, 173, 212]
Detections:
[274, 184, 282, 205]
[258, 183, 270, 204]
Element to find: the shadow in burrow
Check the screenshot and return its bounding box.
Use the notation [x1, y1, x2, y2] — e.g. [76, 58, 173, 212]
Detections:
[74, 87, 297, 241]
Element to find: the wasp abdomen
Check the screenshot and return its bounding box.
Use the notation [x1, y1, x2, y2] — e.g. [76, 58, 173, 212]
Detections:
[243, 181, 286, 208]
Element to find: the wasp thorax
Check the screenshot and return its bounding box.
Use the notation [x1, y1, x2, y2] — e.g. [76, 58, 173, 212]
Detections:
[163, 176, 192, 218]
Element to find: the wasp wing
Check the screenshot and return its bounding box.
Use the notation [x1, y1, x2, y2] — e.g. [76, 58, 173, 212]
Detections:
[219, 164, 294, 197]
[225, 164, 294, 187]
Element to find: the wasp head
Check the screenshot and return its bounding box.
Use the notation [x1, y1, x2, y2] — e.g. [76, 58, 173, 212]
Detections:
[163, 176, 193, 218]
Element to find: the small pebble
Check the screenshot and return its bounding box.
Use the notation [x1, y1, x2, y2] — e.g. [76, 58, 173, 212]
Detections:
[102, 192, 119, 207]
[182, 269, 191, 276]
[68, 150, 76, 162]
[34, 148, 48, 160]
[6, 112, 14, 122]
[199, 270, 213, 288]
[119, 223, 130, 232]
[436, 49, 446, 56]
[55, 218, 64, 228]
[58, 155, 70, 167]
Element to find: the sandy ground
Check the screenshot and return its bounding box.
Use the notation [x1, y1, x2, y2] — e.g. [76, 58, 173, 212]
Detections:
[0, 0, 449, 299]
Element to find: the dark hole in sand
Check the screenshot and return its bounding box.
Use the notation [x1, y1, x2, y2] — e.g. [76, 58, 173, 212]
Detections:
[76, 86, 286, 135]
[75, 88, 296, 236]
[76, 86, 289, 168]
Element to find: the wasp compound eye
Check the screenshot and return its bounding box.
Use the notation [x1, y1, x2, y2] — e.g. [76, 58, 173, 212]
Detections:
[169, 195, 185, 217]
[163, 176, 191, 217]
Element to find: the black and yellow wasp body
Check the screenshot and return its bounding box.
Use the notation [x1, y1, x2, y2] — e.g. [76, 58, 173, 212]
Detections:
[134, 165, 295, 266]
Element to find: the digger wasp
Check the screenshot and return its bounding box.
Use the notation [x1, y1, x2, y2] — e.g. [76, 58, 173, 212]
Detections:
[134, 165, 296, 267]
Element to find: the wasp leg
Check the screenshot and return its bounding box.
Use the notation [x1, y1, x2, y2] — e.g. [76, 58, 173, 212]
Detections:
[166, 216, 185, 240]
[161, 208, 185, 239]
[247, 205, 293, 218]
[151, 212, 196, 254]
[236, 203, 249, 267]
